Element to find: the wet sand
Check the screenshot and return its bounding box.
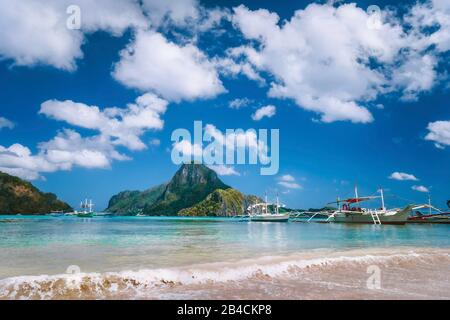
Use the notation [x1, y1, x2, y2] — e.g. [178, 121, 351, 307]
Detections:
[1, 247, 448, 300]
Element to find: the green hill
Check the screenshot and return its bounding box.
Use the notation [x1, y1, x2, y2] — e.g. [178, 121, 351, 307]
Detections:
[179, 189, 261, 216]
[106, 184, 166, 215]
[144, 163, 230, 215]
[106, 163, 259, 216]
[0, 171, 72, 214]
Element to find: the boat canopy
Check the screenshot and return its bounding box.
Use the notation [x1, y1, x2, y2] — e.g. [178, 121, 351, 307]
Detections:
[328, 196, 380, 205]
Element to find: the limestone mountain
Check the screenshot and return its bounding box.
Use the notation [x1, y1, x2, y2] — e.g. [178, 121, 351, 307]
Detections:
[106, 184, 166, 214]
[0, 171, 72, 214]
[144, 163, 230, 215]
[179, 189, 261, 217]
[106, 163, 258, 216]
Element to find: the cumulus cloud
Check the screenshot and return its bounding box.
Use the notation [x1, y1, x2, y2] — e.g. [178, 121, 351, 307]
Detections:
[412, 185, 429, 193]
[113, 30, 225, 102]
[0, 93, 167, 180]
[229, 98, 252, 109]
[251, 105, 276, 121]
[227, 2, 450, 123]
[389, 172, 419, 181]
[391, 53, 437, 101]
[171, 123, 271, 165]
[0, 144, 55, 180]
[0, 0, 146, 70]
[141, 0, 199, 27]
[208, 164, 240, 176]
[172, 140, 203, 158]
[425, 120, 450, 148]
[40, 93, 167, 151]
[277, 174, 302, 189]
[406, 0, 450, 53]
[0, 117, 14, 130]
[0, 130, 131, 180]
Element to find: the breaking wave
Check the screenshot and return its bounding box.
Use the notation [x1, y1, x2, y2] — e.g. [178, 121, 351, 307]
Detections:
[1, 248, 449, 299]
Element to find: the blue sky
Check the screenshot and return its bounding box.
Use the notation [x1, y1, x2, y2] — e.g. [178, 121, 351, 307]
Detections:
[0, 0, 449, 210]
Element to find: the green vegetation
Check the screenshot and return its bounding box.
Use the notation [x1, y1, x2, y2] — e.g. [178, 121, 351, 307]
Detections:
[106, 184, 166, 215]
[179, 189, 261, 216]
[143, 163, 230, 215]
[0, 171, 72, 214]
[106, 163, 260, 216]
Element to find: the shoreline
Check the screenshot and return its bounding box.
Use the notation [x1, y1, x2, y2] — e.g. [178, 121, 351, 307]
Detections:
[1, 247, 449, 300]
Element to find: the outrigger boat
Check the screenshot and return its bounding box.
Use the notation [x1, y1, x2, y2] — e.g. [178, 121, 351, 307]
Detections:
[408, 196, 450, 224]
[247, 194, 289, 222]
[325, 187, 414, 225]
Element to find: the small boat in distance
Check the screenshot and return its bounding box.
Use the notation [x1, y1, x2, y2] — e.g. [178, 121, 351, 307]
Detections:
[49, 210, 64, 217]
[248, 194, 289, 222]
[325, 187, 414, 225]
[76, 199, 95, 218]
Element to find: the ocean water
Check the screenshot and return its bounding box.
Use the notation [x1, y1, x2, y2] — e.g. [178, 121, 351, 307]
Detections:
[0, 215, 449, 299]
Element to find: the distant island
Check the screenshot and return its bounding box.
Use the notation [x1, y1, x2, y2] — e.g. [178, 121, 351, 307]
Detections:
[0, 164, 334, 216]
[0, 171, 72, 214]
[107, 163, 261, 216]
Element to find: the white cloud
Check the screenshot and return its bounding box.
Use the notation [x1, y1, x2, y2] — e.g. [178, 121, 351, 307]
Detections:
[204, 124, 270, 163]
[412, 185, 429, 193]
[141, 0, 230, 33]
[0, 93, 167, 180]
[391, 53, 437, 101]
[196, 7, 232, 33]
[0, 144, 55, 180]
[113, 30, 225, 102]
[0, 117, 14, 130]
[208, 164, 240, 176]
[214, 56, 266, 85]
[172, 140, 203, 158]
[0, 0, 146, 70]
[389, 172, 419, 181]
[229, 98, 252, 109]
[228, 2, 450, 123]
[251, 105, 276, 121]
[406, 0, 450, 53]
[425, 120, 450, 148]
[278, 181, 301, 189]
[149, 138, 161, 146]
[40, 93, 167, 151]
[39, 129, 129, 169]
[141, 0, 199, 27]
[279, 174, 295, 182]
[277, 174, 302, 189]
[172, 123, 270, 165]
[0, 130, 131, 180]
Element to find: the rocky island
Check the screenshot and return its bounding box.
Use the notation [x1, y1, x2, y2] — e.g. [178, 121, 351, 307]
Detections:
[106, 163, 260, 216]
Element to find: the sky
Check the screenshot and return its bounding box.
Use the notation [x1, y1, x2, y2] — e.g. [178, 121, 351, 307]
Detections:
[0, 0, 449, 210]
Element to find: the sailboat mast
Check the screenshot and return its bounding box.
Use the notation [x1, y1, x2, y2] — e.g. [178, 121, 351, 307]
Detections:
[380, 188, 385, 211]
[276, 193, 279, 215]
[265, 192, 268, 214]
[428, 195, 432, 216]
[354, 184, 359, 199]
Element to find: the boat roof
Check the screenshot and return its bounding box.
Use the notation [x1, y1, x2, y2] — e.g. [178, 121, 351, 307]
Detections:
[328, 196, 380, 205]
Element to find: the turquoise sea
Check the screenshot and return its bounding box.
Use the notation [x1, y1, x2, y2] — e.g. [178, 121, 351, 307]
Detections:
[0, 215, 449, 299]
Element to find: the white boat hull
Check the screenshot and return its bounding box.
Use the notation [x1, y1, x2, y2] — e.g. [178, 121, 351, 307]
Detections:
[250, 214, 289, 222]
[330, 207, 412, 225]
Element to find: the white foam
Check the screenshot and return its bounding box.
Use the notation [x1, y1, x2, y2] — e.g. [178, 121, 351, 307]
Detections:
[1, 248, 448, 299]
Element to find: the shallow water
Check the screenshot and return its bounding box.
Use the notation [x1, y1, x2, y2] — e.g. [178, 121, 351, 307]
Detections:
[0, 216, 449, 299]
